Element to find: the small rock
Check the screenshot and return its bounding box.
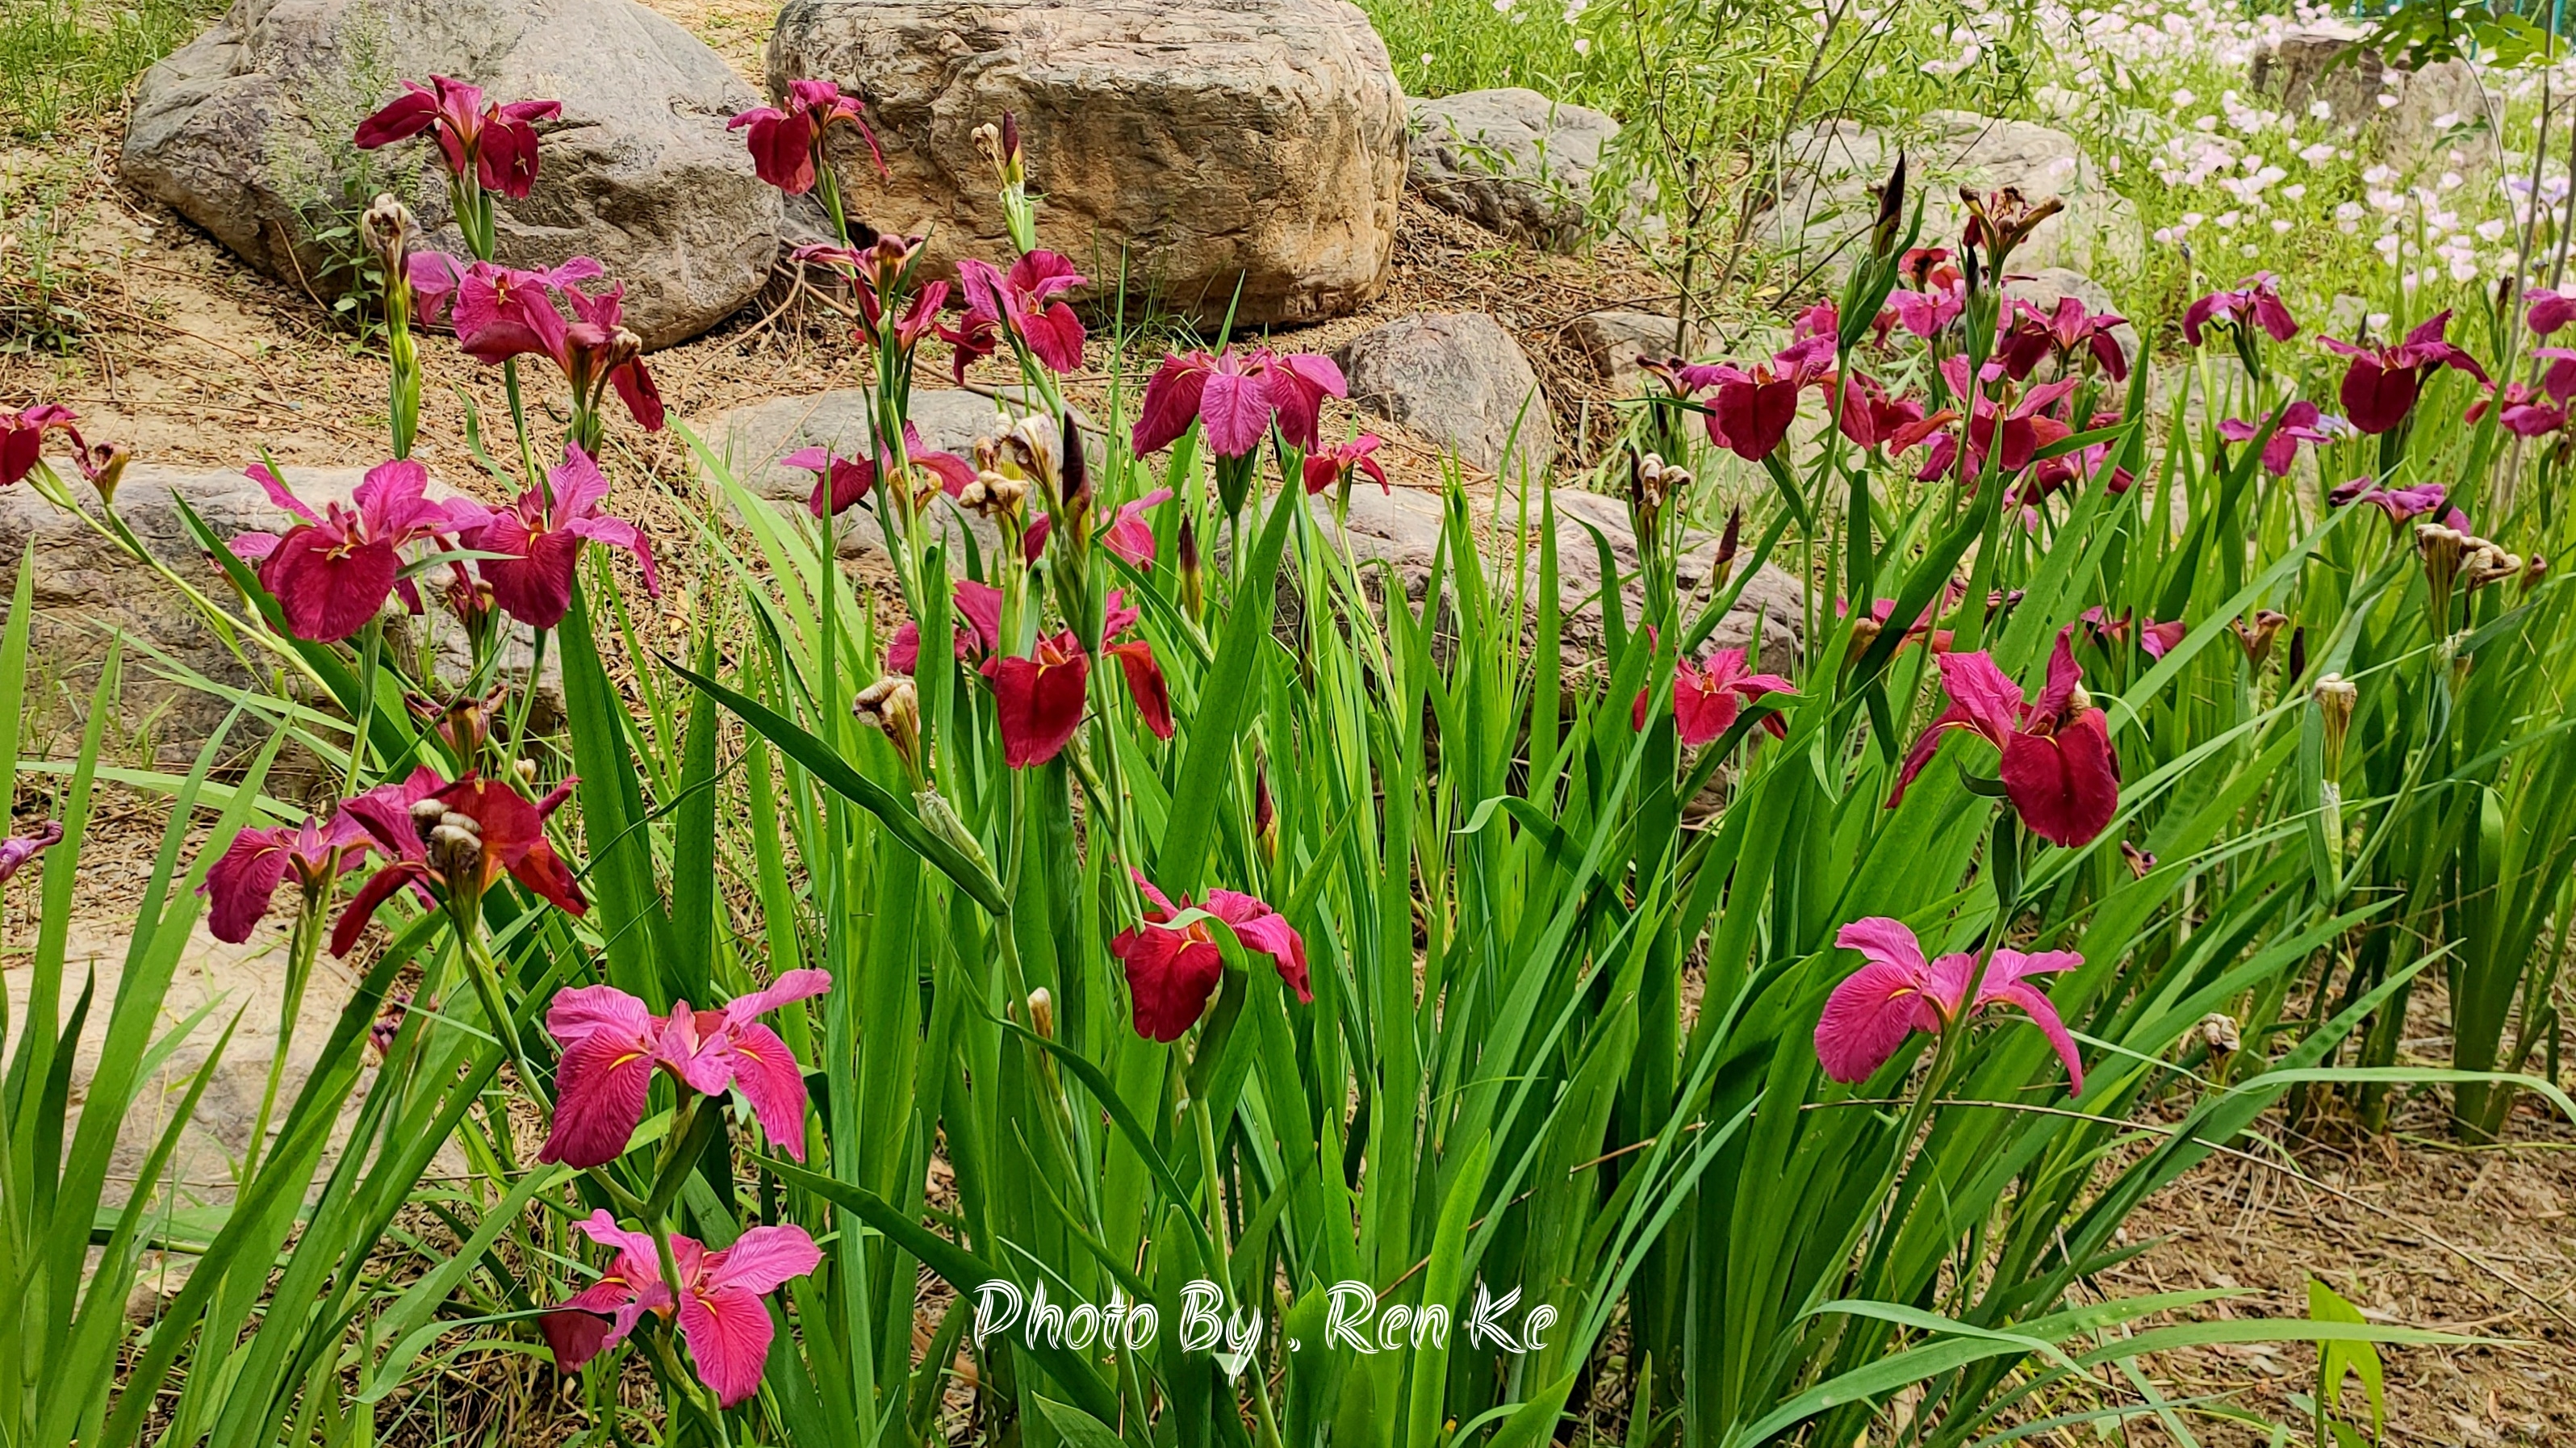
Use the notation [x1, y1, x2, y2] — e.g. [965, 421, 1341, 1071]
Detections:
[122, 0, 780, 349]
[1407, 88, 1643, 251]
[767, 0, 1406, 327]
[0, 463, 561, 766]
[1336, 312, 1558, 479]
[2252, 21, 2490, 173]
[1567, 309, 1697, 395]
[1761, 111, 2136, 280]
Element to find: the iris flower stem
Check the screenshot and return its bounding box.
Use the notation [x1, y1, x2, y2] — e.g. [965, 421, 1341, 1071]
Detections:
[245, 889, 328, 1179]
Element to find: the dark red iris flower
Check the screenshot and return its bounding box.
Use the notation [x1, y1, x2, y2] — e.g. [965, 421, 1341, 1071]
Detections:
[1900, 357, 2076, 484]
[2080, 605, 2184, 660]
[1681, 336, 1834, 461]
[2217, 400, 2343, 476]
[229, 460, 494, 642]
[982, 631, 1089, 768]
[2181, 273, 2298, 346]
[1110, 873, 1309, 1042]
[2528, 287, 2576, 337]
[888, 580, 1004, 674]
[955, 251, 1086, 375]
[201, 811, 373, 944]
[2466, 380, 2569, 437]
[1, 403, 82, 487]
[354, 77, 559, 199]
[728, 79, 885, 196]
[1302, 433, 1390, 494]
[331, 774, 586, 955]
[1629, 646, 1794, 745]
[1890, 633, 2120, 848]
[2320, 311, 2490, 434]
[469, 446, 657, 628]
[1131, 348, 1345, 458]
[1997, 295, 2129, 383]
[2327, 477, 2463, 528]
[1830, 373, 1926, 451]
[780, 425, 975, 518]
[1102, 590, 1173, 741]
[538, 970, 830, 1169]
[413, 255, 663, 433]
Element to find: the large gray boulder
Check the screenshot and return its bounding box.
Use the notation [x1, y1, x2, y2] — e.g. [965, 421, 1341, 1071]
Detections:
[1760, 111, 2136, 279]
[121, 0, 779, 349]
[1407, 88, 1637, 251]
[1336, 312, 1558, 479]
[0, 462, 559, 765]
[2250, 21, 2489, 173]
[766, 0, 1406, 327]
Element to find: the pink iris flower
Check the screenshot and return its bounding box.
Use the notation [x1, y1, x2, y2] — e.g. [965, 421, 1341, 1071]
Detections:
[1830, 373, 1926, 452]
[1302, 433, 1390, 494]
[331, 774, 586, 956]
[780, 425, 975, 518]
[542, 1210, 821, 1408]
[2320, 311, 2490, 434]
[1898, 359, 2078, 485]
[2217, 400, 2342, 476]
[201, 813, 374, 944]
[353, 77, 559, 199]
[729, 79, 884, 196]
[415, 257, 663, 433]
[2465, 380, 2568, 437]
[0, 821, 64, 886]
[1629, 647, 1794, 746]
[1024, 486, 1170, 564]
[2181, 273, 2298, 347]
[1131, 348, 1346, 458]
[2, 404, 82, 487]
[1891, 634, 2120, 848]
[2326, 477, 2464, 529]
[229, 460, 494, 643]
[537, 969, 830, 1169]
[982, 631, 1089, 768]
[1814, 917, 2085, 1090]
[2527, 287, 2576, 337]
[1996, 295, 2130, 383]
[1102, 589, 1174, 741]
[888, 579, 1005, 674]
[1110, 873, 1310, 1042]
[1679, 336, 1834, 462]
[2078, 605, 2185, 660]
[955, 252, 1088, 375]
[469, 446, 657, 628]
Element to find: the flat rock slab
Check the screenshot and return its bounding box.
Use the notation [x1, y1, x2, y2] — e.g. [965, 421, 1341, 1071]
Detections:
[0, 462, 558, 766]
[1336, 312, 1558, 479]
[1407, 88, 1635, 252]
[1762, 111, 2137, 281]
[123, 0, 779, 349]
[767, 0, 1405, 326]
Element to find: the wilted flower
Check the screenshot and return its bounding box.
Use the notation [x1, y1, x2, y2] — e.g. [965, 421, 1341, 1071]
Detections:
[537, 971, 830, 1168]
[1891, 634, 2119, 848]
[542, 1211, 821, 1408]
[729, 79, 884, 195]
[2118, 839, 2157, 878]
[2231, 609, 2288, 667]
[853, 676, 923, 772]
[469, 446, 657, 628]
[2321, 311, 2489, 434]
[230, 460, 494, 643]
[2196, 1011, 2242, 1056]
[2080, 606, 2184, 659]
[201, 813, 374, 943]
[354, 77, 559, 199]
[2, 404, 83, 487]
[2315, 673, 2357, 775]
[331, 775, 584, 955]
[1957, 186, 2064, 267]
[0, 821, 65, 886]
[1110, 873, 1309, 1042]
[1814, 917, 2084, 1091]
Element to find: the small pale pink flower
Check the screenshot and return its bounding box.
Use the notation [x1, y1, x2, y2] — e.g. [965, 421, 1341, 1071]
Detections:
[1814, 916, 2085, 1090]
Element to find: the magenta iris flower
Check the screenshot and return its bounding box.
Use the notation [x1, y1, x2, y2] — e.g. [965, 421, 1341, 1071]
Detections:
[1630, 647, 1794, 746]
[0, 821, 64, 886]
[1815, 916, 2085, 1090]
[354, 77, 559, 199]
[2320, 311, 2489, 435]
[780, 425, 975, 518]
[536, 970, 831, 1169]
[1110, 873, 1309, 1042]
[2327, 477, 2463, 529]
[888, 579, 1005, 674]
[413, 256, 663, 433]
[542, 1210, 821, 1408]
[2217, 400, 2342, 477]
[2181, 273, 2298, 347]
[332, 775, 586, 956]
[1131, 348, 1345, 458]
[1301, 434, 1388, 495]
[1, 404, 82, 487]
[729, 79, 884, 196]
[469, 446, 658, 628]
[955, 251, 1088, 375]
[201, 813, 374, 944]
[1890, 634, 2120, 849]
[229, 460, 494, 643]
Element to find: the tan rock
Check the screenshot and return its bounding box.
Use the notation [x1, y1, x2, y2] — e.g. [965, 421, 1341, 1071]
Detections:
[766, 0, 1406, 326]
[1336, 312, 1558, 480]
